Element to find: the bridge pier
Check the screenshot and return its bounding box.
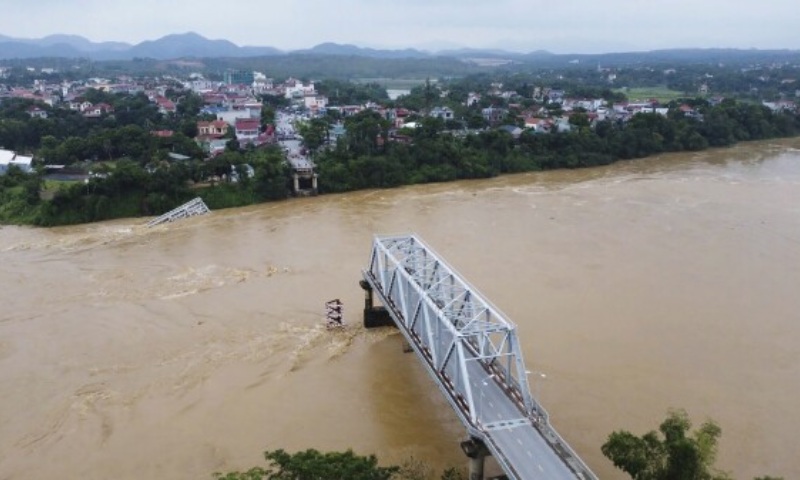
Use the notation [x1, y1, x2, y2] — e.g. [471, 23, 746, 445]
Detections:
[461, 438, 490, 480]
[359, 280, 395, 329]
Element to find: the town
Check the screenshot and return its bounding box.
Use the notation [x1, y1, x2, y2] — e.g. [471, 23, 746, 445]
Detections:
[1, 57, 800, 225]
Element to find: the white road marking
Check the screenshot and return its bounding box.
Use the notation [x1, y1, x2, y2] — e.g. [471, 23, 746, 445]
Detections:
[538, 464, 544, 472]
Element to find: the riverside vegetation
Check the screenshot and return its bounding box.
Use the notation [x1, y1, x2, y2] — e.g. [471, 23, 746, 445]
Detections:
[2, 74, 800, 226]
[214, 411, 784, 480]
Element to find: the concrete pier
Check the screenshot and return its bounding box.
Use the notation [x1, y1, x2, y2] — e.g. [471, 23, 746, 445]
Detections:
[359, 280, 395, 329]
[461, 438, 490, 480]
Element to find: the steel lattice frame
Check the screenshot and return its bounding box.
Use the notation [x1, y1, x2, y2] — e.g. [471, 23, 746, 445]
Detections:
[363, 234, 598, 480]
[364, 234, 543, 426]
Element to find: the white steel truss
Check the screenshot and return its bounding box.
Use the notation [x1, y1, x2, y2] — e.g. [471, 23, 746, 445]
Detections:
[365, 234, 539, 423]
[363, 234, 599, 480]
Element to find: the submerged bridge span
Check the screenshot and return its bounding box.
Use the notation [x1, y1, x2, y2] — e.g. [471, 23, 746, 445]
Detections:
[361, 234, 597, 480]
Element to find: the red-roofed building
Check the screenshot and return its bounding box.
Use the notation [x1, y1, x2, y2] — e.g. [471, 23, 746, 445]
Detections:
[155, 96, 176, 115]
[197, 120, 229, 138]
[235, 118, 260, 141]
[151, 130, 174, 138]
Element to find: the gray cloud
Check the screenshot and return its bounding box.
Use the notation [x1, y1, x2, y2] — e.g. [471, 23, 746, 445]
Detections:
[0, 0, 798, 53]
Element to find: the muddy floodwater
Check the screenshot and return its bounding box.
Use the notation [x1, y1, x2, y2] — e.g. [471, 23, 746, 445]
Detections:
[1, 139, 799, 480]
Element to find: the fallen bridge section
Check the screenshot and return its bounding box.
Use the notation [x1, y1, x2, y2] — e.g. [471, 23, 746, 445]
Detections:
[362, 234, 597, 480]
[146, 197, 210, 227]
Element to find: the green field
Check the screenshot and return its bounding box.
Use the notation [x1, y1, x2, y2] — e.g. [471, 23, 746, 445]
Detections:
[616, 86, 689, 103]
[352, 77, 430, 89]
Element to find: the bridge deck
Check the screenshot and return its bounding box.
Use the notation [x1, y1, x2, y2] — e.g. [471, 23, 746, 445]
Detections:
[363, 234, 596, 480]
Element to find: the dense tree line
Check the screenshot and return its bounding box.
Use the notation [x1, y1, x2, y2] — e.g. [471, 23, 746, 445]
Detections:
[215, 448, 466, 480]
[0, 91, 205, 163]
[313, 99, 800, 193]
[0, 146, 290, 226]
[316, 79, 389, 105]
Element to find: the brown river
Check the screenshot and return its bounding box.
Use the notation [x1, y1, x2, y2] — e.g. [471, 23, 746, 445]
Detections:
[1, 139, 799, 480]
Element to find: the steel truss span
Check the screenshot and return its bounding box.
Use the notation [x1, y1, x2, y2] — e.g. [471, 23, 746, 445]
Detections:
[362, 234, 598, 480]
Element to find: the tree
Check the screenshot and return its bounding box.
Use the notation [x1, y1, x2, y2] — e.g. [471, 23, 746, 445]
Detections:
[215, 449, 399, 480]
[297, 117, 330, 153]
[602, 410, 782, 480]
[214, 448, 468, 480]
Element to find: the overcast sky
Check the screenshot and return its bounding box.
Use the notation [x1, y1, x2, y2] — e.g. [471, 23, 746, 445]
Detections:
[1, 0, 799, 53]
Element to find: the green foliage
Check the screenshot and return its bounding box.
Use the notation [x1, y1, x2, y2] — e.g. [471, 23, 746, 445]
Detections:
[20, 145, 291, 226]
[296, 117, 332, 152]
[216, 449, 399, 480]
[312, 98, 800, 196]
[600, 409, 787, 480]
[214, 449, 468, 480]
[317, 79, 390, 105]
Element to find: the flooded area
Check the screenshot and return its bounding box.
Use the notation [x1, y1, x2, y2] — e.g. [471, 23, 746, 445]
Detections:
[1, 138, 799, 480]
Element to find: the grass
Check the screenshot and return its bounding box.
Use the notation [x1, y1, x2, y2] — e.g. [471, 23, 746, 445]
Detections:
[616, 86, 689, 103]
[40, 179, 80, 201]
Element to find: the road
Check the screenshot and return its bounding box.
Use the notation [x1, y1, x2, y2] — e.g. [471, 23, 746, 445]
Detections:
[276, 111, 314, 171]
[464, 355, 577, 480]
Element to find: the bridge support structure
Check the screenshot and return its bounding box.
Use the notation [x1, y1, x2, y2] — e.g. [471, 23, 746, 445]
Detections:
[461, 438, 490, 480]
[360, 279, 395, 329]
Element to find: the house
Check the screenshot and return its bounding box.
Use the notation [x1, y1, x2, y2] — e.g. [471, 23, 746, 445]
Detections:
[563, 98, 605, 112]
[151, 130, 174, 138]
[243, 100, 263, 119]
[498, 125, 523, 139]
[0, 149, 33, 175]
[547, 89, 566, 102]
[304, 94, 328, 110]
[196, 138, 228, 156]
[524, 117, 552, 133]
[466, 92, 481, 107]
[284, 78, 315, 99]
[763, 100, 796, 112]
[27, 106, 48, 119]
[197, 120, 229, 137]
[156, 96, 176, 115]
[235, 118, 260, 141]
[83, 103, 114, 118]
[335, 105, 364, 117]
[482, 107, 507, 124]
[429, 106, 454, 121]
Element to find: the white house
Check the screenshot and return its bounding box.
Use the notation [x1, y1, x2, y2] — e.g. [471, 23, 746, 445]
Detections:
[0, 149, 33, 175]
[429, 106, 454, 120]
[284, 79, 315, 99]
[304, 94, 329, 110]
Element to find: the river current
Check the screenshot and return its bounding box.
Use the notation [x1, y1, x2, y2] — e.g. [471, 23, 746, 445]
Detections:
[1, 139, 799, 480]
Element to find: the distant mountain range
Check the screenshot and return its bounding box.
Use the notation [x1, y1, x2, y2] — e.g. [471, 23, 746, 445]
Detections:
[0, 31, 534, 61]
[1, 32, 798, 66]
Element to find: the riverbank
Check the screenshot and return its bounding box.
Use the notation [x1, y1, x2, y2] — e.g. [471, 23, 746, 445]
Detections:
[2, 100, 800, 227]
